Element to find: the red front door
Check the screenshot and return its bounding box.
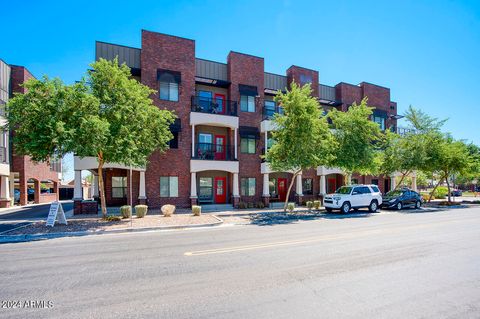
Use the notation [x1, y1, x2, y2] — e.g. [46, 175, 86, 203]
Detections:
[327, 178, 336, 194]
[278, 178, 287, 201]
[214, 177, 226, 204]
[214, 135, 226, 160]
[214, 93, 226, 114]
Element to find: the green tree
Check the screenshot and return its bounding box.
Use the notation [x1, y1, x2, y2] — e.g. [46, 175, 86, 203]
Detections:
[7, 58, 175, 216]
[426, 136, 472, 202]
[265, 83, 335, 211]
[328, 98, 382, 183]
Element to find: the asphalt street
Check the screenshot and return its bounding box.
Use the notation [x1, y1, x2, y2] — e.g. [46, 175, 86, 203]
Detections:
[1, 206, 479, 318]
[0, 201, 73, 234]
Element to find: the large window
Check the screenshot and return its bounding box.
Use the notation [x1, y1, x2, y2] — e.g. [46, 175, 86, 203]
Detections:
[240, 137, 256, 154]
[240, 95, 255, 112]
[303, 178, 313, 195]
[241, 178, 256, 196]
[198, 90, 212, 110]
[160, 176, 178, 197]
[159, 72, 179, 102]
[112, 176, 127, 198]
[198, 177, 213, 201]
[373, 115, 386, 130]
[169, 132, 179, 149]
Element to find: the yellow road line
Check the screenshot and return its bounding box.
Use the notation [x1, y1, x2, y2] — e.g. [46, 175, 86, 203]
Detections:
[184, 217, 478, 256]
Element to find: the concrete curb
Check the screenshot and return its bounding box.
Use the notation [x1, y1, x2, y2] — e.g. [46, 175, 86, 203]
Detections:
[0, 215, 224, 244]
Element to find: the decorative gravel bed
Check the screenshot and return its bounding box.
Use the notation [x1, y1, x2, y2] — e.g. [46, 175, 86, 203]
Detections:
[4, 214, 221, 235]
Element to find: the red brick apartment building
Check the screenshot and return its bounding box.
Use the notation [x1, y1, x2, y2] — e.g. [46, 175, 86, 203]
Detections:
[0, 59, 61, 208]
[73, 30, 406, 210]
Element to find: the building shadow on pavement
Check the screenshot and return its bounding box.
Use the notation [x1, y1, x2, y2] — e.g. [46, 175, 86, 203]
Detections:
[249, 210, 375, 226]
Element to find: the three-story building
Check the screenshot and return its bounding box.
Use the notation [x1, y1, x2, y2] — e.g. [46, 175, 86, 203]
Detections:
[73, 30, 404, 210]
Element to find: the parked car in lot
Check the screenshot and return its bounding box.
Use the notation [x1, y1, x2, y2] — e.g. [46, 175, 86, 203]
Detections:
[324, 185, 382, 213]
[382, 188, 422, 210]
[450, 189, 462, 197]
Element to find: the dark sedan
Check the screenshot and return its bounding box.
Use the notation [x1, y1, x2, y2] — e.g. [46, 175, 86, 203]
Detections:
[450, 189, 462, 197]
[382, 188, 423, 210]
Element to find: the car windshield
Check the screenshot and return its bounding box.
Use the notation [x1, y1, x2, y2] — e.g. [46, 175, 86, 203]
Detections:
[335, 186, 352, 194]
[386, 190, 403, 197]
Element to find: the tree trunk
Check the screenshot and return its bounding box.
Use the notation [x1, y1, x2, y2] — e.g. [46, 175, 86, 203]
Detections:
[97, 153, 107, 217]
[284, 170, 301, 212]
[428, 175, 445, 202]
[392, 170, 410, 191]
[343, 173, 351, 185]
[446, 173, 451, 203]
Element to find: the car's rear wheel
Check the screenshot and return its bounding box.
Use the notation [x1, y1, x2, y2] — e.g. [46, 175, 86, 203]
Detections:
[341, 202, 351, 214]
[415, 200, 421, 209]
[369, 200, 378, 213]
[397, 202, 403, 210]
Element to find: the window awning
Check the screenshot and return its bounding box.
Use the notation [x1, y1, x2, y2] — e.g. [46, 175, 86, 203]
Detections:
[170, 118, 181, 132]
[157, 69, 181, 83]
[239, 84, 258, 96]
[239, 126, 260, 139]
[373, 109, 388, 118]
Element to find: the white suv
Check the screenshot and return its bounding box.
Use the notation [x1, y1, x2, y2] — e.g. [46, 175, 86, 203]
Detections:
[323, 184, 382, 213]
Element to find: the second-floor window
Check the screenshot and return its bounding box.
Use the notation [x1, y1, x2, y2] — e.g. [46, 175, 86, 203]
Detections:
[240, 95, 255, 112]
[241, 137, 256, 154]
[158, 70, 180, 102]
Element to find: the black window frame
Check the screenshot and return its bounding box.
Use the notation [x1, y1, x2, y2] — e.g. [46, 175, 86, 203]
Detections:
[302, 178, 313, 195]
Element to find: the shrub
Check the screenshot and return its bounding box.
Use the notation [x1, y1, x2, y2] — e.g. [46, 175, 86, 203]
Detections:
[432, 186, 448, 199]
[247, 202, 254, 209]
[192, 205, 201, 216]
[256, 201, 265, 209]
[287, 202, 295, 213]
[120, 205, 131, 219]
[238, 201, 247, 209]
[313, 200, 321, 210]
[161, 204, 175, 217]
[103, 215, 122, 222]
[306, 201, 314, 211]
[135, 205, 148, 218]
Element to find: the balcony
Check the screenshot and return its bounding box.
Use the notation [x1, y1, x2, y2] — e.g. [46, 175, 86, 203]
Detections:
[192, 143, 236, 161]
[262, 104, 283, 120]
[191, 96, 237, 116]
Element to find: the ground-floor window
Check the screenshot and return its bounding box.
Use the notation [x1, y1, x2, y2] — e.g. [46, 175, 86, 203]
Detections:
[241, 178, 256, 196]
[371, 179, 379, 185]
[160, 176, 178, 197]
[198, 177, 213, 201]
[112, 176, 127, 198]
[303, 178, 313, 195]
[352, 178, 359, 185]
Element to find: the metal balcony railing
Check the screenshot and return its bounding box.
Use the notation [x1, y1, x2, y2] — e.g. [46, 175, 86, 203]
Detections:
[191, 96, 237, 116]
[192, 143, 236, 161]
[262, 104, 283, 120]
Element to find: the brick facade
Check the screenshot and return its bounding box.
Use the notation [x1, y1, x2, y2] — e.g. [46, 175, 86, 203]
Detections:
[141, 30, 195, 208]
[93, 30, 399, 208]
[9, 65, 60, 206]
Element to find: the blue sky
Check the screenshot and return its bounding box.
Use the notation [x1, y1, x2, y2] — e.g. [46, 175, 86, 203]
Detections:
[2, 0, 479, 181]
